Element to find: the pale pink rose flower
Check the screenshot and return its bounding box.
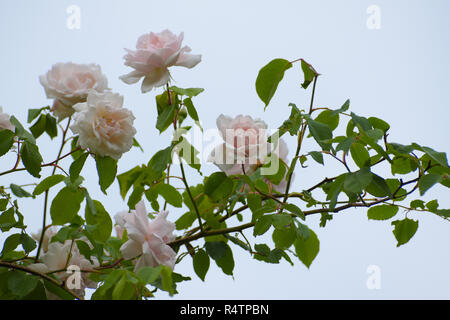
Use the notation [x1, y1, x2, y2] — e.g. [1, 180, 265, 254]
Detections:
[0, 107, 15, 132]
[28, 241, 99, 298]
[120, 29, 202, 93]
[208, 114, 291, 192]
[70, 90, 137, 160]
[114, 201, 177, 272]
[31, 226, 58, 253]
[39, 62, 109, 120]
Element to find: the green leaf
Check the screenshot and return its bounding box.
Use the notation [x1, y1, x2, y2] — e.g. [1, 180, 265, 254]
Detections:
[10, 116, 35, 143]
[154, 183, 182, 208]
[33, 175, 65, 196]
[275, 103, 302, 137]
[117, 166, 144, 199]
[160, 266, 174, 295]
[247, 194, 262, 221]
[326, 174, 346, 211]
[306, 118, 332, 150]
[1, 233, 21, 257]
[137, 266, 162, 284]
[148, 147, 172, 177]
[413, 144, 448, 167]
[214, 244, 234, 276]
[175, 211, 196, 230]
[29, 114, 47, 139]
[69, 152, 89, 182]
[300, 59, 317, 89]
[204, 172, 233, 202]
[70, 137, 83, 160]
[10, 184, 33, 198]
[0, 129, 15, 157]
[389, 143, 414, 155]
[271, 213, 292, 229]
[272, 226, 296, 250]
[368, 117, 390, 133]
[293, 228, 320, 268]
[170, 86, 204, 97]
[330, 99, 350, 117]
[343, 167, 372, 194]
[314, 109, 339, 132]
[255, 58, 292, 109]
[8, 272, 39, 298]
[20, 141, 43, 178]
[410, 199, 425, 210]
[262, 154, 287, 184]
[45, 114, 58, 139]
[336, 137, 355, 155]
[193, 249, 210, 281]
[253, 244, 284, 264]
[0, 207, 17, 232]
[20, 233, 36, 254]
[350, 143, 370, 168]
[204, 241, 226, 260]
[112, 274, 136, 300]
[391, 218, 419, 247]
[253, 215, 273, 236]
[418, 173, 442, 196]
[367, 205, 398, 220]
[283, 203, 305, 220]
[127, 185, 144, 210]
[85, 200, 112, 243]
[351, 112, 372, 132]
[27, 108, 44, 123]
[95, 156, 117, 194]
[183, 97, 199, 122]
[156, 103, 177, 133]
[309, 151, 324, 165]
[426, 199, 439, 212]
[50, 187, 85, 225]
[391, 156, 418, 175]
[365, 173, 392, 198]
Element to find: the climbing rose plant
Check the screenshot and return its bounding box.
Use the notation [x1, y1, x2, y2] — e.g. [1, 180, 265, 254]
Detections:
[0, 29, 449, 300]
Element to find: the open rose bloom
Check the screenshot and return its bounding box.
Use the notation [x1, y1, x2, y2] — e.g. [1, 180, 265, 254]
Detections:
[114, 201, 177, 272]
[39, 62, 108, 120]
[70, 90, 137, 160]
[208, 114, 290, 192]
[120, 29, 201, 93]
[29, 241, 99, 298]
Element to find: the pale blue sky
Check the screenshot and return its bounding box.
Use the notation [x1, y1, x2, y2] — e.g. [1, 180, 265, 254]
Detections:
[0, 0, 449, 299]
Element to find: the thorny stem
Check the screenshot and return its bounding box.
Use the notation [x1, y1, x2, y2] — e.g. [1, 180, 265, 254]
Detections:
[169, 172, 426, 248]
[36, 117, 72, 260]
[179, 157, 204, 232]
[281, 74, 319, 210]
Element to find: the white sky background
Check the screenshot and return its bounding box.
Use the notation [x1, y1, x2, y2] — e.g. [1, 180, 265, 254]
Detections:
[0, 0, 449, 299]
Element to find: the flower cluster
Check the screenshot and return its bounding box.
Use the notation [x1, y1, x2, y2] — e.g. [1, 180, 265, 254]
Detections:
[39, 63, 108, 121]
[29, 229, 98, 298]
[114, 200, 177, 272]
